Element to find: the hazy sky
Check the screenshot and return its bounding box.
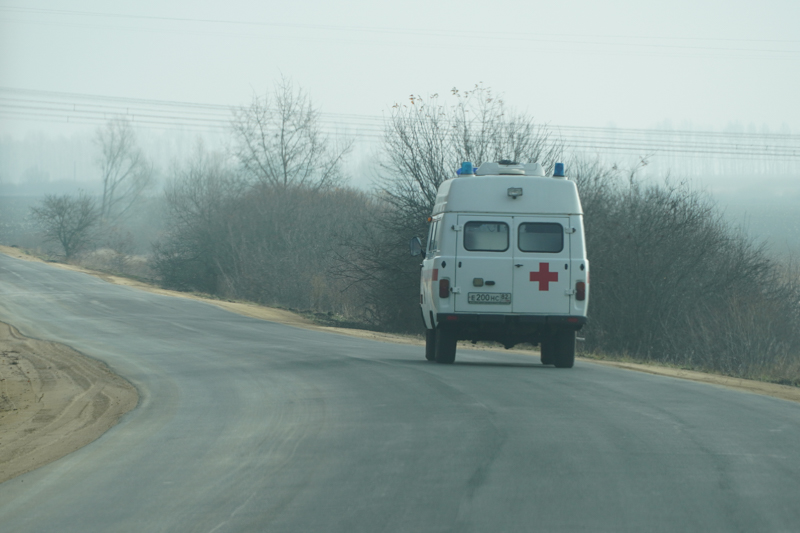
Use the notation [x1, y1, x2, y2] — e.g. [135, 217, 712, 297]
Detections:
[2, 0, 799, 138]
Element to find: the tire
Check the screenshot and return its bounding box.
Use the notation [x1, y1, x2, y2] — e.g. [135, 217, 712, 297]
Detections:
[425, 328, 436, 361]
[434, 327, 457, 364]
[540, 339, 554, 365]
[552, 330, 575, 368]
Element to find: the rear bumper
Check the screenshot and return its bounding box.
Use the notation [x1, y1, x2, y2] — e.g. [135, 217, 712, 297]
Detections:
[435, 313, 587, 347]
[437, 313, 587, 327]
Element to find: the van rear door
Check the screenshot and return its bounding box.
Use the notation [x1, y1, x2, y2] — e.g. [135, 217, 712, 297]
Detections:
[512, 217, 571, 314]
[453, 216, 513, 313]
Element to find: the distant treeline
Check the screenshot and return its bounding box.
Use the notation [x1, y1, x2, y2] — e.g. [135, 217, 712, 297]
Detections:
[16, 81, 800, 385]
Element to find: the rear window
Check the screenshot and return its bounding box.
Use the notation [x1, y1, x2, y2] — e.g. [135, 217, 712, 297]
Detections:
[518, 223, 563, 253]
[464, 221, 509, 252]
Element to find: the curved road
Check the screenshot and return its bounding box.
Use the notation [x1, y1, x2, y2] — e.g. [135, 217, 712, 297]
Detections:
[1, 254, 799, 532]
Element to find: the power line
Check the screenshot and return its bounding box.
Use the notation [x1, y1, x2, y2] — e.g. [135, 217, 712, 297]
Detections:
[562, 142, 798, 159]
[1, 87, 798, 160]
[3, 86, 797, 140]
[2, 110, 795, 163]
[0, 86, 233, 112]
[553, 124, 800, 141]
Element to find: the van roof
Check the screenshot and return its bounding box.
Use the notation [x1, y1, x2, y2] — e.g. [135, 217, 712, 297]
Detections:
[432, 175, 583, 215]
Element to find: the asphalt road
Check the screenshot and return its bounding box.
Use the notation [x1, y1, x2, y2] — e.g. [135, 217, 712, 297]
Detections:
[1, 254, 799, 533]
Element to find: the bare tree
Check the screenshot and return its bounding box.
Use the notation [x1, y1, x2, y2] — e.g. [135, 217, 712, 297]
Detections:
[95, 118, 154, 224]
[30, 192, 99, 260]
[379, 86, 564, 236]
[231, 77, 352, 190]
[330, 87, 564, 331]
[449, 86, 563, 173]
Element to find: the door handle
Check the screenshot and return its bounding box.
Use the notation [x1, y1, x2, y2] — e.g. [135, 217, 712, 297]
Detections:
[515, 264, 523, 268]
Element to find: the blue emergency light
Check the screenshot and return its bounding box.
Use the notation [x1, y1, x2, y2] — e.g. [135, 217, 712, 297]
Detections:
[554, 162, 565, 177]
[458, 162, 474, 175]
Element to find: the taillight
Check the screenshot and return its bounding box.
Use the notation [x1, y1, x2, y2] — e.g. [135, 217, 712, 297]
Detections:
[575, 281, 586, 301]
[439, 278, 450, 298]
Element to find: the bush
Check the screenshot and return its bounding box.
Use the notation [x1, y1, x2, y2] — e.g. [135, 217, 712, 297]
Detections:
[151, 150, 372, 319]
[29, 192, 99, 260]
[573, 160, 800, 381]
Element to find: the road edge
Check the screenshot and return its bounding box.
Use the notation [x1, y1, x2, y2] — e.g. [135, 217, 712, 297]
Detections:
[2, 245, 798, 405]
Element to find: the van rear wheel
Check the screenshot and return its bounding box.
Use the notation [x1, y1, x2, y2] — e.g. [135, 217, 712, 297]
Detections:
[540, 339, 554, 365]
[552, 331, 575, 368]
[434, 327, 457, 364]
[425, 329, 436, 361]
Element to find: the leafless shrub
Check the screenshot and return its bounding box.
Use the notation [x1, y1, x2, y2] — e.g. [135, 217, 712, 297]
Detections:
[222, 185, 370, 315]
[574, 159, 800, 382]
[151, 148, 244, 293]
[329, 194, 423, 330]
[151, 144, 370, 318]
[29, 192, 100, 260]
[79, 249, 153, 279]
[96, 226, 136, 272]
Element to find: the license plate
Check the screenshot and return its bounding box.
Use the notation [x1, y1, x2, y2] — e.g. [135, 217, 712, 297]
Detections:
[468, 292, 511, 304]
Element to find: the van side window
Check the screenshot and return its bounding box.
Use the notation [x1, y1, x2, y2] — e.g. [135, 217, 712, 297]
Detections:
[464, 222, 509, 252]
[434, 220, 444, 251]
[427, 220, 439, 253]
[518, 223, 563, 253]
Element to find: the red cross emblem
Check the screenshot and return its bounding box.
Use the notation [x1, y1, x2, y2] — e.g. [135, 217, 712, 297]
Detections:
[530, 262, 558, 291]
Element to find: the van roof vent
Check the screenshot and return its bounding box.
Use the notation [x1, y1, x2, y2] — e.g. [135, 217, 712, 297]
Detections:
[475, 162, 544, 177]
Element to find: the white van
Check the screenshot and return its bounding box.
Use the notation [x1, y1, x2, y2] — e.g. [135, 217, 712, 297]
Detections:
[410, 161, 588, 367]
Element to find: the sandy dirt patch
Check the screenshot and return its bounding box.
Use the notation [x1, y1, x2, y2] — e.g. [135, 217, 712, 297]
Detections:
[0, 322, 138, 484]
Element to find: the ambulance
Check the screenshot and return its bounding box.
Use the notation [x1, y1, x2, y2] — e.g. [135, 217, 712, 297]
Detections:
[410, 160, 588, 367]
